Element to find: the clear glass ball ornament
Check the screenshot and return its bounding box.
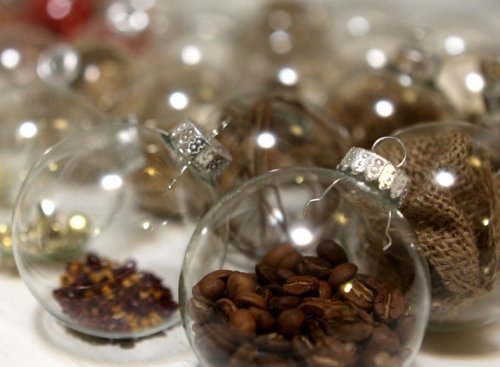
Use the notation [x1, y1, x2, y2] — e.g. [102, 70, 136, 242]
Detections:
[0, 23, 55, 91]
[326, 46, 456, 148]
[180, 165, 430, 367]
[38, 40, 140, 112]
[0, 83, 106, 270]
[205, 91, 350, 194]
[238, 0, 338, 104]
[424, 11, 500, 121]
[380, 120, 500, 330]
[12, 121, 223, 339]
[111, 12, 239, 130]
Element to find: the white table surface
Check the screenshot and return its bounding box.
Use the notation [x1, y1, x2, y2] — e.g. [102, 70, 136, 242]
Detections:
[1, 268, 499, 367]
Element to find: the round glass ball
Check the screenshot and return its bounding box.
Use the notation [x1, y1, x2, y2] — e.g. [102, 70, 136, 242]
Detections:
[206, 91, 350, 193]
[180, 167, 431, 367]
[0, 83, 105, 268]
[12, 122, 218, 339]
[380, 120, 500, 329]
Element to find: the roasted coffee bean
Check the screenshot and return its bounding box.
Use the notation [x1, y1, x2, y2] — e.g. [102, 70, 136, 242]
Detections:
[256, 285, 274, 303]
[193, 276, 226, 301]
[254, 332, 292, 354]
[216, 298, 238, 318]
[301, 256, 331, 278]
[256, 263, 279, 285]
[306, 319, 327, 343]
[292, 335, 315, 359]
[196, 323, 241, 356]
[361, 350, 401, 367]
[374, 286, 405, 322]
[356, 273, 384, 292]
[261, 244, 301, 269]
[328, 262, 358, 289]
[257, 355, 300, 367]
[188, 296, 221, 324]
[313, 337, 357, 366]
[229, 309, 257, 335]
[227, 272, 256, 299]
[278, 308, 306, 337]
[269, 296, 302, 313]
[249, 307, 275, 332]
[276, 268, 296, 283]
[318, 280, 332, 299]
[235, 291, 268, 309]
[339, 277, 374, 310]
[316, 239, 348, 265]
[366, 324, 401, 353]
[325, 319, 373, 342]
[283, 275, 319, 295]
[395, 313, 416, 344]
[226, 343, 258, 367]
[299, 298, 344, 318]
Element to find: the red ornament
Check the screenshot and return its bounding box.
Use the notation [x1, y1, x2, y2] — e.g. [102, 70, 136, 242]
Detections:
[26, 0, 97, 38]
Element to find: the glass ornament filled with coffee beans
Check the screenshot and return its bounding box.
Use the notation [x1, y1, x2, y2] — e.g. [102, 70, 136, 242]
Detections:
[377, 120, 500, 330]
[12, 119, 229, 339]
[204, 90, 350, 194]
[0, 83, 106, 270]
[327, 45, 456, 148]
[180, 141, 431, 367]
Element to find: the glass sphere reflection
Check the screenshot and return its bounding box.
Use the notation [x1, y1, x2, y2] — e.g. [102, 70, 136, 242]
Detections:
[206, 91, 350, 193]
[0, 83, 106, 269]
[180, 167, 430, 367]
[12, 122, 218, 339]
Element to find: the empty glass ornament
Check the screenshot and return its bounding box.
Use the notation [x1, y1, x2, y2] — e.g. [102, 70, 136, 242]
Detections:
[38, 40, 140, 112]
[0, 83, 106, 269]
[0, 23, 55, 91]
[380, 120, 500, 329]
[180, 162, 430, 367]
[327, 45, 455, 148]
[205, 91, 350, 193]
[12, 120, 225, 339]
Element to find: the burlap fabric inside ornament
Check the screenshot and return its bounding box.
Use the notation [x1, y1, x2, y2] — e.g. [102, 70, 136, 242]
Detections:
[380, 129, 499, 319]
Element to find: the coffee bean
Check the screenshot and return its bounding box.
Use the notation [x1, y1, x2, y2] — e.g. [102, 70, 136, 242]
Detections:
[366, 324, 401, 353]
[226, 343, 258, 367]
[257, 355, 300, 367]
[196, 323, 241, 355]
[216, 298, 238, 318]
[338, 277, 374, 310]
[318, 280, 332, 299]
[313, 337, 357, 366]
[188, 296, 221, 324]
[256, 263, 278, 285]
[278, 308, 306, 337]
[227, 272, 256, 299]
[254, 332, 292, 354]
[306, 319, 327, 343]
[276, 268, 297, 283]
[299, 297, 344, 318]
[328, 262, 358, 289]
[235, 291, 268, 309]
[356, 273, 384, 292]
[291, 335, 314, 359]
[395, 313, 416, 344]
[283, 275, 319, 295]
[249, 307, 275, 332]
[325, 320, 373, 342]
[301, 256, 331, 278]
[374, 286, 405, 322]
[361, 350, 401, 367]
[261, 244, 300, 269]
[229, 309, 257, 336]
[316, 239, 348, 265]
[269, 296, 302, 313]
[193, 276, 226, 301]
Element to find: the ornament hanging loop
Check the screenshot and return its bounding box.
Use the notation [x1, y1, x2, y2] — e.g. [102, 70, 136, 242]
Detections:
[371, 136, 407, 168]
[303, 177, 346, 217]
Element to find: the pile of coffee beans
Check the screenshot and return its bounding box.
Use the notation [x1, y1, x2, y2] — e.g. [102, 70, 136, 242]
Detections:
[188, 239, 414, 367]
[53, 253, 178, 333]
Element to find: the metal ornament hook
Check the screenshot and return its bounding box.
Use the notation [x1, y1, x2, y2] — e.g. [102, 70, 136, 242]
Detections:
[371, 136, 407, 168]
[303, 177, 346, 217]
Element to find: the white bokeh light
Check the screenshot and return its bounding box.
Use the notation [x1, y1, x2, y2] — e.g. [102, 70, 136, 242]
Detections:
[347, 16, 370, 37]
[374, 100, 394, 118]
[40, 199, 56, 216]
[168, 91, 189, 110]
[435, 170, 455, 187]
[365, 48, 387, 69]
[290, 226, 314, 246]
[18, 121, 38, 138]
[181, 45, 202, 65]
[444, 36, 466, 56]
[1, 48, 21, 70]
[101, 174, 123, 190]
[278, 67, 299, 86]
[464, 72, 485, 93]
[257, 132, 276, 149]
